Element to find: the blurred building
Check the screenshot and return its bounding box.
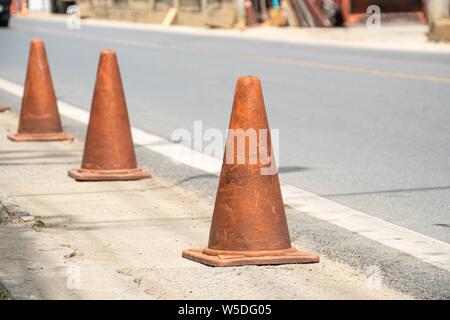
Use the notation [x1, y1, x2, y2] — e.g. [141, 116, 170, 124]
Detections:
[340, 0, 427, 25]
[76, 0, 243, 28]
[18, 0, 450, 29]
[74, 0, 438, 28]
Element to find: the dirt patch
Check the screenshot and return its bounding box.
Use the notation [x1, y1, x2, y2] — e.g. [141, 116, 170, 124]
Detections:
[0, 196, 35, 225]
[0, 283, 12, 300]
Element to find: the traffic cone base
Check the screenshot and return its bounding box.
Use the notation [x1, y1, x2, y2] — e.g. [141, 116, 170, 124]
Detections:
[0, 106, 10, 112]
[7, 132, 73, 142]
[182, 247, 319, 267]
[68, 167, 150, 181]
[182, 76, 320, 267]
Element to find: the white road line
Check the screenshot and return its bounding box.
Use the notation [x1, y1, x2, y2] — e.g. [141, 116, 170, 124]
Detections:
[1, 76, 449, 272]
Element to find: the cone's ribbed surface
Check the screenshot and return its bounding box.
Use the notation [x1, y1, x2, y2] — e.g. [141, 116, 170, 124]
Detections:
[208, 76, 291, 252]
[8, 39, 73, 141]
[182, 76, 319, 266]
[68, 50, 150, 181]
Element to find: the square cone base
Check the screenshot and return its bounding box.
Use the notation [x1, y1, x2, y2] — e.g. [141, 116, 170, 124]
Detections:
[7, 132, 74, 142]
[68, 168, 151, 181]
[182, 248, 320, 267]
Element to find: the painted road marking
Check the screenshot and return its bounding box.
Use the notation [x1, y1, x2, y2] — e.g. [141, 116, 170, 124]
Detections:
[12, 24, 450, 85]
[1, 76, 449, 272]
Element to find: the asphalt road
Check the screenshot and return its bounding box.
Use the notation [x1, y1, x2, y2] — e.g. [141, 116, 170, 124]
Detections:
[0, 16, 450, 298]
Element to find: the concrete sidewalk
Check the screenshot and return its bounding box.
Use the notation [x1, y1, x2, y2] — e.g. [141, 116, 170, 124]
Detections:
[0, 110, 410, 299]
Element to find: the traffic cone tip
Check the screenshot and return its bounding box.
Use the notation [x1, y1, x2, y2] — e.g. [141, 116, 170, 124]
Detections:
[31, 38, 44, 46]
[100, 49, 116, 56]
[238, 75, 260, 82]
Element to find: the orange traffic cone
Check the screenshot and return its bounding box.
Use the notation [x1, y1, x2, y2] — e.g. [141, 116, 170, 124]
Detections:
[8, 39, 73, 142]
[183, 76, 319, 267]
[68, 50, 150, 181]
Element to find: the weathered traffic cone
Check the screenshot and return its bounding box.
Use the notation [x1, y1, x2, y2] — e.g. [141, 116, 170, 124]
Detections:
[8, 39, 73, 142]
[182, 76, 319, 267]
[68, 50, 150, 181]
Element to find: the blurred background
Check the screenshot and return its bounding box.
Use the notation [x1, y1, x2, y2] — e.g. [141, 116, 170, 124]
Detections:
[3, 0, 450, 37]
